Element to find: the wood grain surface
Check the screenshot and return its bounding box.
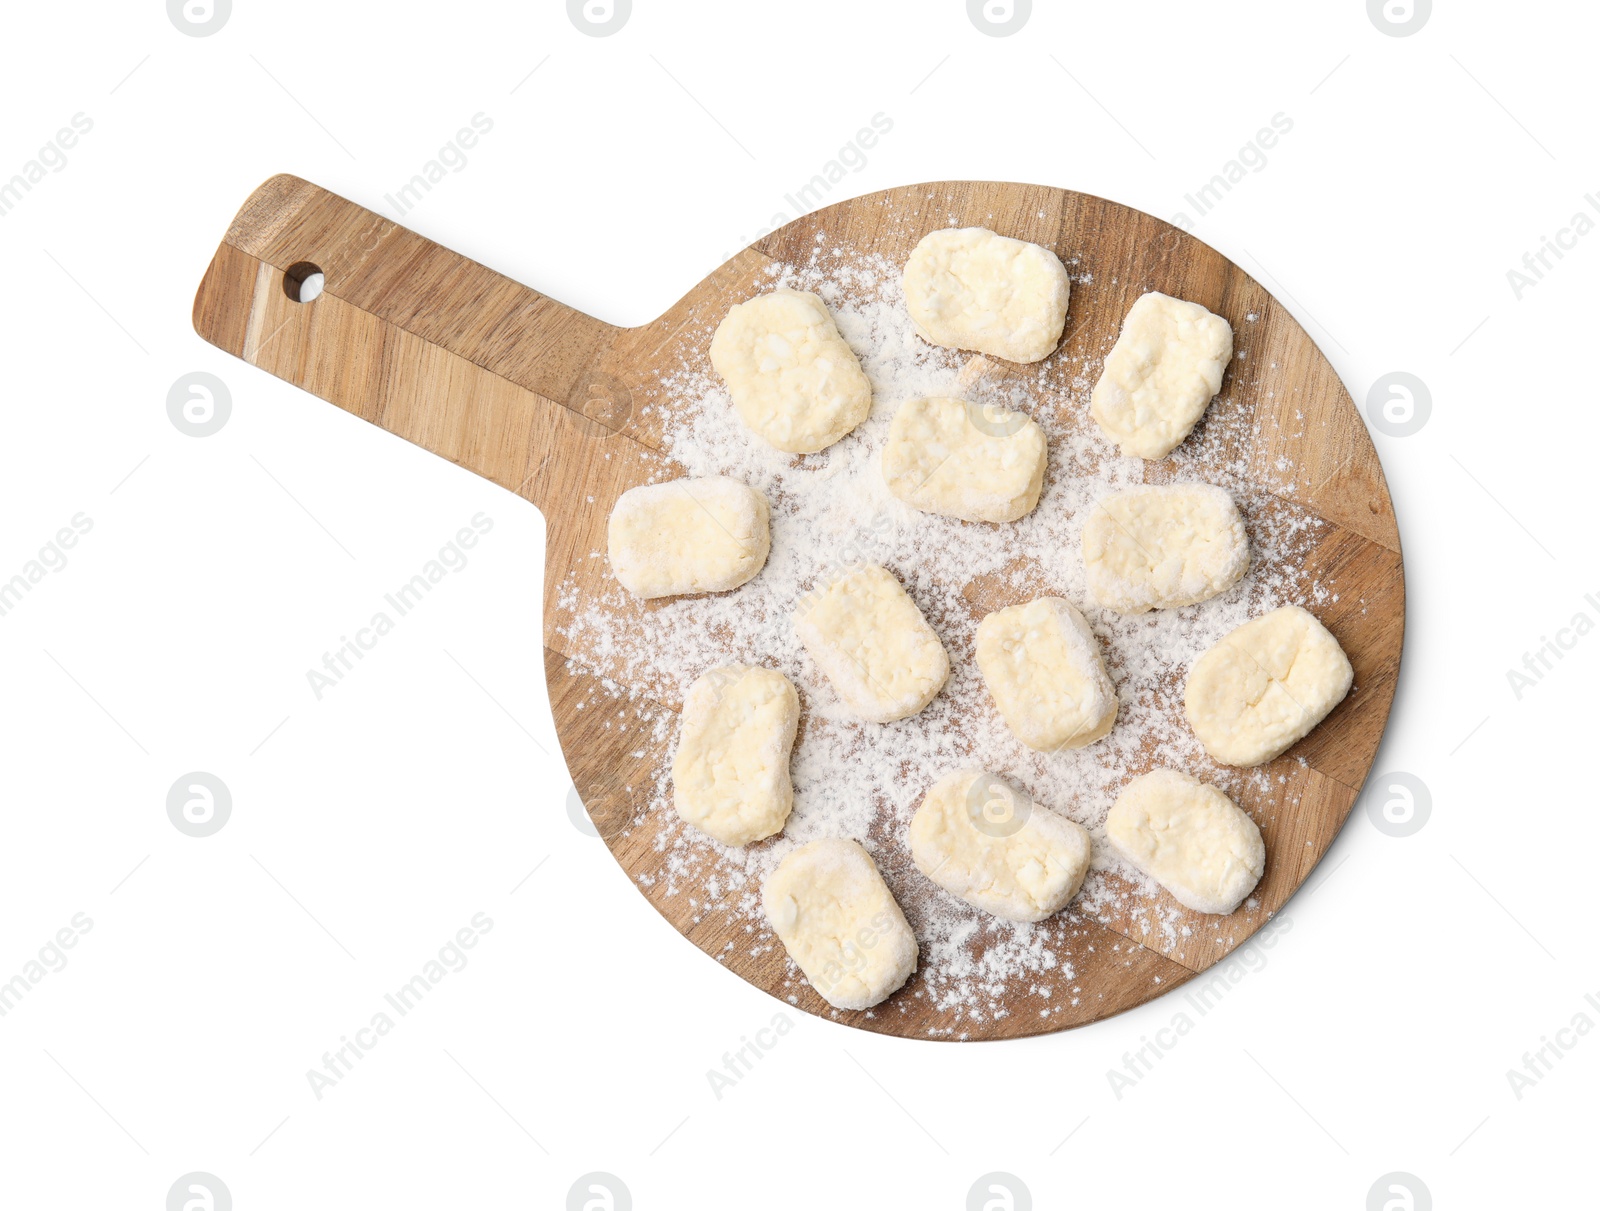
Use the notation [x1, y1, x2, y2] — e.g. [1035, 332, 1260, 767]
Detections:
[193, 175, 1405, 1040]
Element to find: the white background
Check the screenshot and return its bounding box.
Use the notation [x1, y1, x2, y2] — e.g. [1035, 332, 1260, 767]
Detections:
[0, 1, 1592, 1207]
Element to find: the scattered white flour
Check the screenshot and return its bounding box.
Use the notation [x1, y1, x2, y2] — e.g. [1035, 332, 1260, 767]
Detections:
[556, 242, 1329, 1035]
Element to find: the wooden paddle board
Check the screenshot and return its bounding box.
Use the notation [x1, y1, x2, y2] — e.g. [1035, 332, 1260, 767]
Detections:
[193, 175, 1404, 1040]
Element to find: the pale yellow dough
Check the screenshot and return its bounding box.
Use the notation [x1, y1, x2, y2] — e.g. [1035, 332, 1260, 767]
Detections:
[672, 666, 799, 846]
[976, 597, 1117, 750]
[901, 227, 1071, 363]
[1082, 483, 1249, 613]
[1105, 768, 1264, 915]
[909, 769, 1091, 923]
[606, 476, 770, 599]
[794, 564, 950, 723]
[1090, 291, 1233, 459]
[881, 396, 1047, 524]
[1184, 605, 1353, 766]
[709, 288, 872, 454]
[762, 838, 918, 1010]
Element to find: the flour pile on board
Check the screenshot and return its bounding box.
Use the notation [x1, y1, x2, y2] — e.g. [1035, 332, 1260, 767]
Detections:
[556, 241, 1328, 1034]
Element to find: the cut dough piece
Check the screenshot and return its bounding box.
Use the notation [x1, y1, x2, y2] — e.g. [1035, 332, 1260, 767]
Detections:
[1185, 605, 1354, 766]
[672, 666, 799, 846]
[607, 476, 770, 599]
[1090, 292, 1233, 459]
[795, 564, 949, 722]
[909, 769, 1092, 923]
[1083, 483, 1249, 613]
[762, 838, 918, 1010]
[901, 227, 1070, 363]
[881, 396, 1047, 523]
[709, 288, 872, 454]
[1105, 768, 1265, 914]
[975, 597, 1117, 750]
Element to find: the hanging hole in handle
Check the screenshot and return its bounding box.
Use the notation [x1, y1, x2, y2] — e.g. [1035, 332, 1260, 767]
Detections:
[283, 261, 325, 303]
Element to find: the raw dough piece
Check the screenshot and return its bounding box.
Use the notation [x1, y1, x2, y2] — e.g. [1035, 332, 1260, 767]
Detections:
[672, 666, 799, 846]
[1090, 292, 1233, 459]
[1185, 605, 1353, 766]
[975, 597, 1117, 750]
[1082, 483, 1249, 613]
[909, 769, 1091, 923]
[901, 227, 1071, 363]
[709, 288, 872, 454]
[794, 564, 949, 722]
[881, 396, 1047, 523]
[607, 476, 770, 599]
[1105, 768, 1264, 914]
[762, 838, 918, 1010]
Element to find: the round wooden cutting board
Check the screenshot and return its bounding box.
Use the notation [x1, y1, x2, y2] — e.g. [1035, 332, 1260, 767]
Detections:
[194, 176, 1405, 1041]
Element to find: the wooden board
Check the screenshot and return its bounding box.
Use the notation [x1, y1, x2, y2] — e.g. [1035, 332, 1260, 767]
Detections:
[193, 175, 1405, 1041]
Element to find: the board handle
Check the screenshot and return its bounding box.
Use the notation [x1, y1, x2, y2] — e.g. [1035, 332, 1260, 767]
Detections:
[191, 174, 638, 505]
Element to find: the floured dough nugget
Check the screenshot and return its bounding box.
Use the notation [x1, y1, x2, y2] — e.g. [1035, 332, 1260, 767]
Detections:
[762, 838, 918, 1010]
[607, 477, 770, 599]
[1106, 768, 1265, 914]
[1090, 291, 1233, 459]
[909, 769, 1091, 923]
[672, 666, 799, 846]
[1083, 483, 1249, 613]
[881, 396, 1047, 523]
[975, 597, 1117, 750]
[795, 564, 949, 722]
[709, 288, 872, 454]
[902, 227, 1070, 363]
[1185, 605, 1354, 766]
